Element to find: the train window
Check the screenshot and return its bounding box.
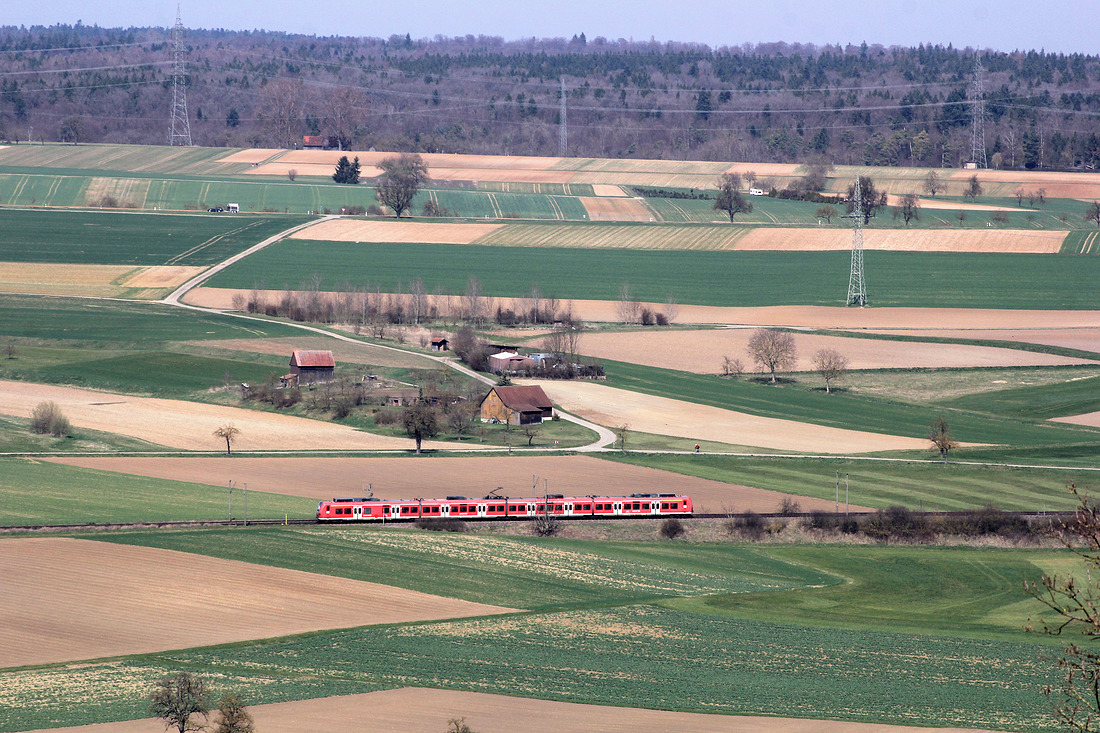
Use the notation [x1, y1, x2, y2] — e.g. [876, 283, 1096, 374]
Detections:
[644, 503, 650, 510]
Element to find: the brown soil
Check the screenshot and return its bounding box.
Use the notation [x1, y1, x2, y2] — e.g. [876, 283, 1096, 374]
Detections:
[0, 538, 514, 668]
[568, 328, 1095, 374]
[219, 148, 282, 163]
[736, 228, 1064, 253]
[0, 379, 456, 452]
[883, 194, 1016, 211]
[288, 219, 502, 243]
[527, 380, 928, 453]
[580, 196, 654, 222]
[868, 328, 1100, 353]
[29, 687, 1002, 733]
[45, 455, 854, 514]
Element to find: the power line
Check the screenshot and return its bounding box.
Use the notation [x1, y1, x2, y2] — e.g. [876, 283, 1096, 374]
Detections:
[167, 6, 191, 147]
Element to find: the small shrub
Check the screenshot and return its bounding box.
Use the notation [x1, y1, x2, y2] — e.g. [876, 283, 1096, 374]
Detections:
[97, 194, 119, 208]
[367, 204, 384, 216]
[532, 514, 560, 537]
[778, 496, 801, 516]
[31, 401, 71, 436]
[766, 519, 787, 534]
[736, 511, 764, 539]
[341, 205, 366, 215]
[804, 511, 839, 531]
[659, 518, 685, 539]
[373, 407, 401, 425]
[287, 169, 297, 181]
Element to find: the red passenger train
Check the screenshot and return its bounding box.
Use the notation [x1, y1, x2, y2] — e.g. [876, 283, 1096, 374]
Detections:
[316, 492, 693, 522]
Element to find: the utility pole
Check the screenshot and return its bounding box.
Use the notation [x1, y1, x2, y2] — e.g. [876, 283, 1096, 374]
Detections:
[558, 77, 568, 157]
[167, 5, 192, 147]
[969, 53, 988, 169]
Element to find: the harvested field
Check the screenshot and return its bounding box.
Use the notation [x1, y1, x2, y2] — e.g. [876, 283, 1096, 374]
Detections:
[28, 687, 1001, 733]
[288, 218, 502, 244]
[579, 196, 654, 221]
[0, 380, 457, 451]
[736, 228, 1065, 253]
[725, 162, 803, 177]
[883, 194, 1015, 212]
[45, 455, 853, 513]
[0, 538, 514, 668]
[526, 380, 927, 453]
[472, 222, 752, 249]
[0, 263, 201, 298]
[566, 328, 1096, 374]
[219, 148, 283, 163]
[1054, 411, 1100, 428]
[249, 151, 571, 182]
[591, 184, 628, 196]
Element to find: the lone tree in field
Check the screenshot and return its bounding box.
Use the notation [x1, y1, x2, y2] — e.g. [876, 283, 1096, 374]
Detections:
[149, 672, 210, 733]
[713, 172, 753, 222]
[1086, 201, 1100, 228]
[31, 400, 70, 436]
[1025, 484, 1100, 732]
[845, 176, 887, 224]
[376, 152, 429, 217]
[815, 204, 837, 223]
[210, 692, 254, 733]
[964, 174, 983, 201]
[331, 155, 361, 184]
[924, 170, 942, 197]
[747, 328, 798, 383]
[928, 417, 958, 461]
[893, 193, 921, 226]
[213, 424, 241, 456]
[403, 402, 439, 454]
[812, 348, 849, 393]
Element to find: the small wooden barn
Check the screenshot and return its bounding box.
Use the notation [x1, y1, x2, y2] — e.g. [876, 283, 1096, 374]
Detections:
[290, 349, 336, 385]
[489, 351, 534, 375]
[479, 385, 553, 425]
[431, 337, 450, 351]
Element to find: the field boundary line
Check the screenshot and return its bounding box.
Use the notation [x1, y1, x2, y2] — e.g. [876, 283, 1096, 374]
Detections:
[486, 192, 503, 218]
[547, 196, 564, 220]
[163, 220, 266, 265]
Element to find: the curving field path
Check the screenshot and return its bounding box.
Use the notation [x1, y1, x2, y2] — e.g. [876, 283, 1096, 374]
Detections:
[0, 538, 515, 668]
[25, 687, 1004, 733]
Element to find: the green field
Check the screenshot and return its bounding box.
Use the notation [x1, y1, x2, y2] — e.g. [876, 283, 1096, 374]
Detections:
[599, 453, 1095, 511]
[0, 209, 313, 265]
[0, 527, 1073, 732]
[0, 461, 315, 525]
[204, 241, 1100, 309]
[0, 294, 303, 343]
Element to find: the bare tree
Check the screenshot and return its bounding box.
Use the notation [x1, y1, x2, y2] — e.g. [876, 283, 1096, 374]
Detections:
[616, 283, 641, 324]
[713, 172, 753, 222]
[616, 423, 629, 451]
[747, 328, 797, 383]
[543, 324, 582, 367]
[403, 402, 439, 454]
[521, 423, 540, 446]
[31, 401, 70, 436]
[964, 174, 983, 201]
[923, 170, 942, 197]
[721, 355, 744, 377]
[1086, 202, 1100, 228]
[213, 424, 241, 456]
[210, 692, 254, 733]
[410, 277, 427, 325]
[662, 295, 679, 325]
[376, 153, 429, 217]
[463, 276, 485, 325]
[1025, 484, 1100, 733]
[812, 348, 849, 393]
[323, 85, 368, 150]
[893, 193, 921, 226]
[846, 176, 888, 224]
[258, 78, 305, 148]
[5, 340, 15, 359]
[815, 204, 837, 223]
[149, 672, 210, 733]
[928, 417, 958, 461]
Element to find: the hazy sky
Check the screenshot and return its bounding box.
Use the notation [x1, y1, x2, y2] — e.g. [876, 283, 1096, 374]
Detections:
[3, 0, 1094, 55]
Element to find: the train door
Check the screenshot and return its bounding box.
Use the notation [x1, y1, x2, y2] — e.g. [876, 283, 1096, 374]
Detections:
[477, 504, 487, 518]
[564, 503, 573, 517]
[440, 504, 450, 517]
[527, 503, 536, 517]
[613, 502, 622, 515]
[353, 505, 362, 520]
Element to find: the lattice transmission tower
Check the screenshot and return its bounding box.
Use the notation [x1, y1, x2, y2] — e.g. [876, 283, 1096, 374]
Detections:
[845, 178, 867, 307]
[969, 53, 987, 169]
[558, 77, 567, 157]
[167, 5, 192, 147]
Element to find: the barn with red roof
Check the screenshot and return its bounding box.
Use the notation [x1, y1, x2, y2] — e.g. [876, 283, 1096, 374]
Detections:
[479, 385, 554, 425]
[289, 349, 336, 385]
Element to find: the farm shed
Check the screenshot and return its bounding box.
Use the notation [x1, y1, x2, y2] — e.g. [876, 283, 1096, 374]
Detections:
[479, 385, 553, 425]
[489, 351, 534, 375]
[303, 135, 325, 149]
[290, 349, 336, 385]
[431, 337, 449, 351]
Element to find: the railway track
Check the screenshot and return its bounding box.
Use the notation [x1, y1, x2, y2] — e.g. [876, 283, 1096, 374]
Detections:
[2, 509, 1070, 534]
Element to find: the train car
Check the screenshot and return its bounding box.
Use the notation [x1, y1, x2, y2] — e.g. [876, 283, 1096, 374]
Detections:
[316, 492, 692, 522]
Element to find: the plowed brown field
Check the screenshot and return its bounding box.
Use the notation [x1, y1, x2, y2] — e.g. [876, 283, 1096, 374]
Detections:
[568, 328, 1094, 374]
[528, 381, 928, 453]
[0, 380, 457, 452]
[45, 455, 853, 513]
[0, 538, 514, 667]
[28, 688, 1001, 733]
[735, 228, 1064, 253]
